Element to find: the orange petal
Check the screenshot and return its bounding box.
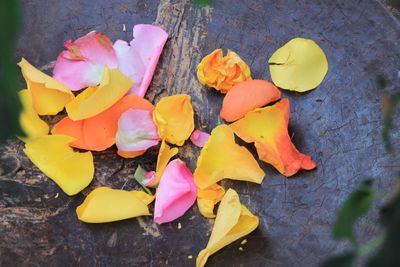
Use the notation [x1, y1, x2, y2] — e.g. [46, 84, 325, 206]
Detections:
[52, 94, 154, 151]
[220, 80, 281, 122]
[229, 98, 316, 176]
[194, 125, 265, 189]
[117, 150, 145, 158]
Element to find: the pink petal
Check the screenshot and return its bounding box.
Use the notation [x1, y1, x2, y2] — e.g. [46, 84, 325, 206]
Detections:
[154, 159, 197, 224]
[114, 24, 168, 97]
[116, 109, 160, 152]
[143, 171, 156, 186]
[190, 129, 210, 148]
[53, 31, 117, 91]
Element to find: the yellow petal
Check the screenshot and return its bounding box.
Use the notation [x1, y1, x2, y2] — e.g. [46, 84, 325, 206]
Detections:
[197, 184, 225, 218]
[148, 139, 179, 187]
[196, 189, 259, 267]
[23, 135, 94, 196]
[194, 125, 265, 189]
[153, 94, 194, 146]
[76, 187, 154, 223]
[17, 58, 74, 115]
[18, 89, 49, 141]
[268, 38, 328, 92]
[66, 66, 133, 120]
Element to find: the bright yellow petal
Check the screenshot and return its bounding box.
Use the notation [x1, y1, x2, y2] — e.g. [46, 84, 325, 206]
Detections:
[196, 189, 259, 267]
[268, 38, 328, 92]
[194, 125, 265, 189]
[153, 94, 194, 146]
[66, 66, 133, 120]
[23, 135, 94, 195]
[197, 184, 225, 218]
[18, 89, 49, 141]
[76, 187, 154, 223]
[229, 99, 317, 177]
[17, 58, 74, 115]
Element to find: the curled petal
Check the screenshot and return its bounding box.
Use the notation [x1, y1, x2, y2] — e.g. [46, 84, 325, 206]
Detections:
[23, 135, 94, 196]
[143, 171, 156, 186]
[18, 89, 49, 141]
[76, 187, 154, 223]
[197, 184, 225, 218]
[52, 94, 154, 151]
[197, 49, 251, 93]
[269, 38, 328, 92]
[194, 125, 265, 190]
[154, 159, 197, 224]
[220, 80, 281, 122]
[18, 58, 74, 115]
[53, 31, 118, 91]
[196, 189, 259, 267]
[66, 66, 132, 120]
[153, 94, 194, 146]
[114, 24, 168, 96]
[229, 99, 317, 176]
[190, 129, 210, 148]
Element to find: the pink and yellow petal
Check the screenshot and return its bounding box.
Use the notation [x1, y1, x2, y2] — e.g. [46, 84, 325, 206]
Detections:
[76, 187, 154, 223]
[194, 125, 265, 190]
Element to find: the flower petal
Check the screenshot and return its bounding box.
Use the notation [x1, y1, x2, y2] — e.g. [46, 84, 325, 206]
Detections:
[197, 49, 251, 93]
[197, 184, 225, 218]
[196, 189, 259, 267]
[229, 99, 317, 176]
[153, 94, 194, 146]
[23, 135, 94, 196]
[190, 129, 210, 148]
[76, 187, 154, 223]
[18, 89, 49, 141]
[18, 58, 74, 115]
[53, 31, 118, 91]
[53, 94, 154, 151]
[114, 24, 168, 97]
[220, 80, 281, 122]
[66, 66, 133, 120]
[194, 125, 265, 189]
[154, 159, 197, 224]
[117, 150, 146, 159]
[116, 109, 160, 153]
[268, 38, 328, 92]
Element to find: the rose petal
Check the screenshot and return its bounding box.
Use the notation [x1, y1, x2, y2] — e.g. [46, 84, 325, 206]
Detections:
[18, 58, 74, 115]
[114, 24, 168, 97]
[52, 94, 154, 151]
[18, 89, 49, 141]
[196, 189, 259, 267]
[194, 125, 265, 189]
[154, 159, 197, 224]
[153, 94, 194, 146]
[220, 80, 281, 122]
[190, 129, 210, 148]
[53, 31, 118, 91]
[116, 109, 160, 153]
[66, 66, 132, 120]
[268, 38, 328, 92]
[197, 184, 225, 218]
[229, 99, 317, 176]
[76, 187, 154, 223]
[23, 135, 94, 196]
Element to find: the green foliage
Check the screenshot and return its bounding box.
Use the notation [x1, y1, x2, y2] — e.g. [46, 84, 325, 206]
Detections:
[193, 0, 213, 6]
[320, 252, 356, 267]
[0, 0, 23, 143]
[133, 165, 152, 194]
[382, 93, 400, 152]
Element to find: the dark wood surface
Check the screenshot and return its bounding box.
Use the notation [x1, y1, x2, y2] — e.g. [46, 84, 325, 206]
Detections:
[1, 1, 400, 266]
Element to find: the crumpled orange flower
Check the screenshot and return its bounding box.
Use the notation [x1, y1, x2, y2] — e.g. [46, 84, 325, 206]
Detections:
[196, 188, 259, 267]
[76, 187, 154, 223]
[197, 49, 251, 93]
[197, 184, 225, 218]
[194, 125, 265, 190]
[230, 98, 317, 176]
[18, 58, 74, 115]
[152, 94, 194, 146]
[52, 94, 154, 151]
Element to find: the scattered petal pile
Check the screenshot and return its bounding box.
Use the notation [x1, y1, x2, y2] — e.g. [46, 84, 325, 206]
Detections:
[17, 23, 328, 266]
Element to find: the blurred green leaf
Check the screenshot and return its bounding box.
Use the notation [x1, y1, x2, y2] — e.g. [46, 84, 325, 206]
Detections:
[320, 252, 356, 267]
[193, 0, 213, 6]
[382, 92, 400, 152]
[333, 180, 375, 243]
[133, 165, 152, 195]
